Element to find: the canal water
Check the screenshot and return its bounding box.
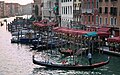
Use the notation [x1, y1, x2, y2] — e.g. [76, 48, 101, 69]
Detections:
[0, 16, 120, 75]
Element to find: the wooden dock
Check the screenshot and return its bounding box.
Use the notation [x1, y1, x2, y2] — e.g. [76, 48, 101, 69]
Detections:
[98, 47, 120, 56]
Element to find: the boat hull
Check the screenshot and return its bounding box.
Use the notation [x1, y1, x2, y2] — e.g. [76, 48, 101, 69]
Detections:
[32, 55, 110, 70]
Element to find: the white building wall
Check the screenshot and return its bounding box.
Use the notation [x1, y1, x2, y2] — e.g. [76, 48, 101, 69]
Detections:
[61, 1, 73, 27]
[42, 0, 56, 21]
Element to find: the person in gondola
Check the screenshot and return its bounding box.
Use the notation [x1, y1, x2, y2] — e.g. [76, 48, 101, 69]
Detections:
[88, 52, 92, 65]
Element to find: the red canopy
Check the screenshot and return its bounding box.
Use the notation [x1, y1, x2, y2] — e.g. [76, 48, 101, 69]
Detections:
[97, 32, 110, 37]
[53, 27, 89, 35]
[33, 22, 57, 27]
[33, 22, 46, 27]
[98, 28, 110, 32]
[107, 36, 120, 43]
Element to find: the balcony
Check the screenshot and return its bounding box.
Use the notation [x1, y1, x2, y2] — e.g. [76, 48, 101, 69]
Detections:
[73, 10, 81, 16]
[81, 9, 93, 14]
[110, 12, 117, 16]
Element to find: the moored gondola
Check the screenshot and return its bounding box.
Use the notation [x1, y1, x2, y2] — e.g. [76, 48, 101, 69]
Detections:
[32, 55, 110, 70]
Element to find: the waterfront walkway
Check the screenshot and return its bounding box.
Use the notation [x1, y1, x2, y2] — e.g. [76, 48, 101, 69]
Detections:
[98, 46, 120, 56]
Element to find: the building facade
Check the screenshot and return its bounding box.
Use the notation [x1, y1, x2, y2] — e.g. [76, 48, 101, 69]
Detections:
[22, 3, 33, 15]
[4, 3, 21, 17]
[99, 0, 120, 36]
[42, 0, 58, 21]
[61, 0, 73, 27]
[0, 1, 5, 18]
[4, 3, 11, 17]
[33, 0, 42, 20]
[81, 0, 99, 27]
[73, 0, 82, 22]
[60, 0, 82, 27]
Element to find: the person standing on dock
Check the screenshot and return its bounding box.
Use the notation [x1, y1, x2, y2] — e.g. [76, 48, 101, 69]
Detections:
[88, 52, 92, 65]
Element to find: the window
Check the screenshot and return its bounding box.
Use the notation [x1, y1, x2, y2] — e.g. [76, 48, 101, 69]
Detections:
[99, 7, 102, 13]
[66, 6, 67, 14]
[96, 1, 99, 8]
[78, 3, 81, 7]
[113, 8, 117, 16]
[105, 7, 108, 14]
[62, 7, 63, 14]
[100, 17, 102, 24]
[92, 16, 94, 22]
[64, 7, 65, 14]
[114, 18, 117, 25]
[70, 6, 72, 14]
[105, 18, 108, 24]
[68, 6, 69, 14]
[110, 17, 113, 25]
[88, 16, 90, 22]
[110, 7, 117, 16]
[96, 16, 98, 24]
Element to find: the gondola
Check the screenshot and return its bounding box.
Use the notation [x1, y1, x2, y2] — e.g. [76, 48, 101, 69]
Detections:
[35, 40, 67, 50]
[32, 55, 110, 70]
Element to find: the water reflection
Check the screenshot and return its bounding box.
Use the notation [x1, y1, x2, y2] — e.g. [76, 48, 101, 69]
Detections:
[32, 67, 107, 75]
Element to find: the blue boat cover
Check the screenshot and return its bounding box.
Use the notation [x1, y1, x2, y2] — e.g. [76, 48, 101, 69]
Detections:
[83, 32, 97, 37]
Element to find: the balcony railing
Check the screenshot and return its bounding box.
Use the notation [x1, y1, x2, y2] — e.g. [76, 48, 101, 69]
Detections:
[109, 12, 117, 16]
[81, 9, 93, 14]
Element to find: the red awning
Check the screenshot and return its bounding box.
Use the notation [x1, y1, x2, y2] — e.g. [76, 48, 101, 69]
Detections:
[107, 36, 120, 43]
[33, 22, 57, 27]
[53, 27, 89, 35]
[33, 22, 46, 27]
[48, 22, 57, 26]
[98, 28, 110, 32]
[97, 32, 110, 37]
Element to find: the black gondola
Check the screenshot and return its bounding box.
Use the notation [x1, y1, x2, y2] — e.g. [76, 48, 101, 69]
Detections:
[32, 55, 110, 70]
[34, 40, 67, 50]
[58, 48, 89, 56]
